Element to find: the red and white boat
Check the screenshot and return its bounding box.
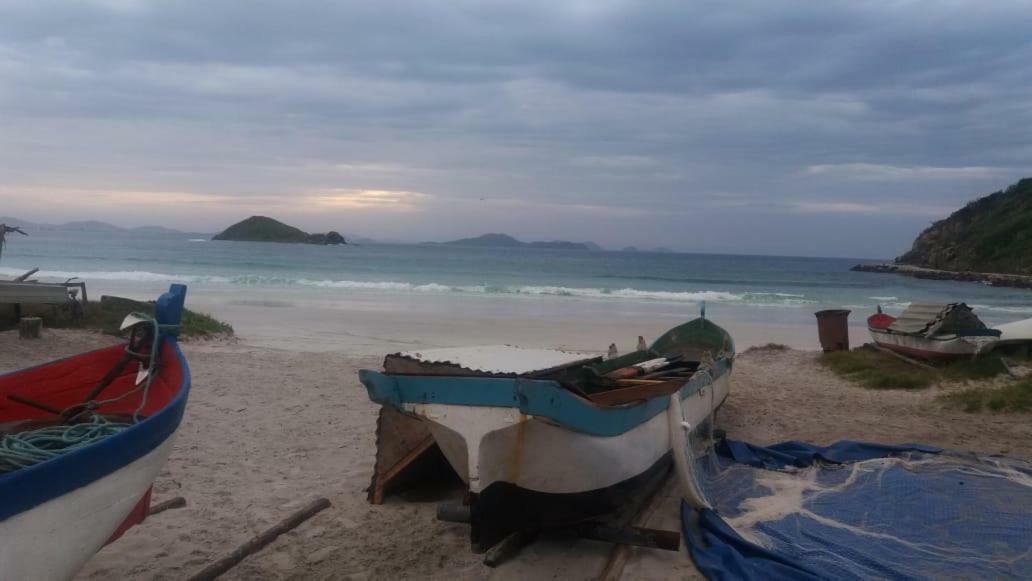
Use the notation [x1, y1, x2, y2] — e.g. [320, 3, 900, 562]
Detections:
[867, 302, 1000, 360]
[0, 284, 191, 581]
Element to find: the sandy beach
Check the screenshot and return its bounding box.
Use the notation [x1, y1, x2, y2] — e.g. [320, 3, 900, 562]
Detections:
[1, 317, 1028, 581]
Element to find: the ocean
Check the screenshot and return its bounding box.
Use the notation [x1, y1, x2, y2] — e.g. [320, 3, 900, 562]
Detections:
[3, 229, 1031, 333]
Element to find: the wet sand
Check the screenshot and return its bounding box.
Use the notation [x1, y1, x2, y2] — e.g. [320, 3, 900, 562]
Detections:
[0, 325, 1028, 580]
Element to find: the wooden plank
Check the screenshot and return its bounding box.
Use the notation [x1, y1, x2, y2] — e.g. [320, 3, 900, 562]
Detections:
[588, 379, 684, 407]
[368, 406, 437, 504]
[372, 436, 436, 504]
[0, 282, 69, 304]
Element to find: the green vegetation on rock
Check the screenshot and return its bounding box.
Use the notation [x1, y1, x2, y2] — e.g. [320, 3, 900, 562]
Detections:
[898, 178, 1032, 275]
[213, 216, 346, 245]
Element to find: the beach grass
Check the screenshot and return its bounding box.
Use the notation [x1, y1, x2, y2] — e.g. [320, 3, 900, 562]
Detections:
[939, 379, 1032, 412]
[743, 343, 791, 354]
[819, 344, 1009, 390]
[2, 296, 233, 338]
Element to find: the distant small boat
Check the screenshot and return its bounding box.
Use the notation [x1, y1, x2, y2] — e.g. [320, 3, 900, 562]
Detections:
[360, 317, 734, 551]
[867, 303, 1000, 360]
[0, 285, 191, 580]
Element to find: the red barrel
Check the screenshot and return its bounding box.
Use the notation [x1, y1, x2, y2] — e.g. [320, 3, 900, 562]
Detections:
[815, 309, 851, 352]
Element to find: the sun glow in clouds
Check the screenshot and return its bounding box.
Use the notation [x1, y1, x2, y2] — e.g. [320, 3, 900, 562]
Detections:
[307, 189, 429, 211]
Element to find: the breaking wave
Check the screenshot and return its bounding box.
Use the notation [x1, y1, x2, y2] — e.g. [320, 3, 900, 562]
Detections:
[0, 267, 818, 306]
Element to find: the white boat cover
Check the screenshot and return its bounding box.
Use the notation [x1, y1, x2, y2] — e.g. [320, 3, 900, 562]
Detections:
[391, 345, 597, 375]
[995, 316, 1032, 344]
[888, 303, 987, 336]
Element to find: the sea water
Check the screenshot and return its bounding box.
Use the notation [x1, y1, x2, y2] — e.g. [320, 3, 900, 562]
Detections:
[2, 230, 1030, 349]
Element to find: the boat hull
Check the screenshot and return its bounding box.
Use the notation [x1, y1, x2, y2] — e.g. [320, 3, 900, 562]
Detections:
[0, 437, 177, 581]
[868, 327, 998, 360]
[0, 284, 191, 581]
[398, 370, 730, 549]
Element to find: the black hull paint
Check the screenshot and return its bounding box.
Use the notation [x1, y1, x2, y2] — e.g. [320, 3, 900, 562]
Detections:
[469, 452, 673, 551]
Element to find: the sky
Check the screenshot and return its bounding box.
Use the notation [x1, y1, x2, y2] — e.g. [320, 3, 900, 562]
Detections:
[0, 1, 1030, 258]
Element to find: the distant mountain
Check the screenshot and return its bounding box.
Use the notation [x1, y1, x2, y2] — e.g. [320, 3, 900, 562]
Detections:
[897, 178, 1032, 275]
[430, 233, 600, 251]
[0, 217, 206, 236]
[213, 216, 346, 245]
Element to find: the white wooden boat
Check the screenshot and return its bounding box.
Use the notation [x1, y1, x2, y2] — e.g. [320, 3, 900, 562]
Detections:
[360, 317, 733, 551]
[868, 303, 1000, 360]
[0, 285, 191, 581]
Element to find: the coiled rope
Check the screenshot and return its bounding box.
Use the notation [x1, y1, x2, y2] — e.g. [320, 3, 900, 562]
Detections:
[0, 415, 131, 473]
[0, 313, 165, 475]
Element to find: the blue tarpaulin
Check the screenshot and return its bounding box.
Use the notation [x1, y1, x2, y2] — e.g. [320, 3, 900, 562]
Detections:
[682, 440, 1032, 580]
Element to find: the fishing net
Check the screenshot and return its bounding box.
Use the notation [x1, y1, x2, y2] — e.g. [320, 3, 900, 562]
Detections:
[682, 440, 1032, 580]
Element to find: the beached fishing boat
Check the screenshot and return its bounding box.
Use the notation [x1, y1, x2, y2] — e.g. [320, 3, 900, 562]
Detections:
[0, 284, 191, 581]
[867, 303, 1000, 360]
[360, 316, 733, 551]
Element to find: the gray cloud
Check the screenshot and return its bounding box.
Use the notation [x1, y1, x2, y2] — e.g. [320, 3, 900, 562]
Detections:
[0, 0, 1029, 257]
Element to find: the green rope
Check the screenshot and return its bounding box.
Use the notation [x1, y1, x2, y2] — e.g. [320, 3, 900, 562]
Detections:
[0, 415, 131, 474]
[0, 312, 167, 475]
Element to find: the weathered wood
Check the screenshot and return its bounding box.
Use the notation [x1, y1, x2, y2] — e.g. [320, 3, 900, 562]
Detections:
[148, 496, 187, 516]
[14, 268, 38, 282]
[187, 497, 331, 581]
[588, 379, 684, 407]
[18, 317, 41, 339]
[368, 406, 436, 504]
[437, 503, 471, 523]
[578, 523, 680, 551]
[869, 343, 938, 371]
[0, 282, 69, 305]
[483, 531, 534, 567]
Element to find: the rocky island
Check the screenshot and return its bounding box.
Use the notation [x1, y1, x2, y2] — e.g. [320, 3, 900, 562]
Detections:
[427, 233, 601, 251]
[213, 216, 346, 245]
[852, 178, 1032, 289]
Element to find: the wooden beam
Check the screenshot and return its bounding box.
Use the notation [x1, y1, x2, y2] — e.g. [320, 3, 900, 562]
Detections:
[869, 343, 938, 371]
[186, 497, 331, 581]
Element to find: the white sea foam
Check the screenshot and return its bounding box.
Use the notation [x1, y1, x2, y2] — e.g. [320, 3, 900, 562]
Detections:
[868, 296, 898, 301]
[0, 267, 230, 283]
[0, 266, 819, 305]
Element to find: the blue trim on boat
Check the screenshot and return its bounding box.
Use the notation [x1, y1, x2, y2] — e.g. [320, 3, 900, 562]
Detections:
[359, 358, 729, 437]
[0, 285, 192, 522]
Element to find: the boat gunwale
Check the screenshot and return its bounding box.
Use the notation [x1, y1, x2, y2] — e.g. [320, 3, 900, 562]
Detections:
[359, 356, 731, 438]
[867, 326, 1002, 341]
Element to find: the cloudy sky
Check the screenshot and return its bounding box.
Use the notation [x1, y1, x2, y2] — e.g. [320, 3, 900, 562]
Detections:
[1, 1, 1029, 257]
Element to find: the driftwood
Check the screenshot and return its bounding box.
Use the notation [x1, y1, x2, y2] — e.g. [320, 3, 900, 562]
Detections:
[148, 496, 187, 516]
[14, 268, 38, 282]
[186, 497, 331, 581]
[18, 317, 41, 339]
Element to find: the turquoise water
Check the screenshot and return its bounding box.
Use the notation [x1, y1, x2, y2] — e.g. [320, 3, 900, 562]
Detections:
[3, 230, 1031, 326]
